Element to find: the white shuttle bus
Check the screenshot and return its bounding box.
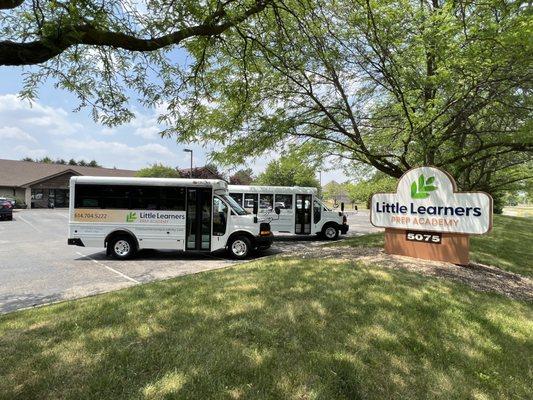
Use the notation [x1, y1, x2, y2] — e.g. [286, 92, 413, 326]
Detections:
[68, 177, 273, 259]
[228, 185, 349, 239]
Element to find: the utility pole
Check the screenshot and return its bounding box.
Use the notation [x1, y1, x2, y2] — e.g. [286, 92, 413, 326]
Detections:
[318, 170, 322, 198]
[183, 149, 193, 178]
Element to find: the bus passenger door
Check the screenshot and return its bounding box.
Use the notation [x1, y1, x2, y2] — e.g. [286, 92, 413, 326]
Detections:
[313, 199, 322, 233]
[295, 194, 312, 234]
[186, 188, 212, 251]
[211, 196, 229, 252]
[273, 194, 294, 233]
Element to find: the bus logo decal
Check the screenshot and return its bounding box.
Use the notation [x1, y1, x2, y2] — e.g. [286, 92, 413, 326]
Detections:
[126, 212, 137, 223]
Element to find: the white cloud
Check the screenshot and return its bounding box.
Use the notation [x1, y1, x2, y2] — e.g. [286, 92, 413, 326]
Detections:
[61, 138, 177, 169]
[0, 126, 37, 143]
[1, 145, 48, 160]
[0, 94, 82, 136]
[100, 127, 117, 136]
[134, 126, 160, 139]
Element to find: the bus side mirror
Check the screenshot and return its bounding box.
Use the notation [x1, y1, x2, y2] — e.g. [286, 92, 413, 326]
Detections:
[354, 205, 358, 211]
[253, 201, 258, 215]
[274, 206, 281, 215]
[341, 202, 345, 212]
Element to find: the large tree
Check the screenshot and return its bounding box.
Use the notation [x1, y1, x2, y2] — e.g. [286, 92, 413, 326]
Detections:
[0, 0, 272, 124]
[255, 154, 320, 188]
[137, 163, 181, 178]
[167, 0, 532, 195]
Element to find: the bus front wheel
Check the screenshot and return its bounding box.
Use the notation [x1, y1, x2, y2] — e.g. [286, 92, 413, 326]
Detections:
[228, 236, 251, 259]
[322, 225, 339, 240]
[108, 235, 137, 259]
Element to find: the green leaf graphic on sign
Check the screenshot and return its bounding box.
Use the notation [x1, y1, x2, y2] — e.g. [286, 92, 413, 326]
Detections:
[126, 212, 137, 222]
[411, 175, 438, 199]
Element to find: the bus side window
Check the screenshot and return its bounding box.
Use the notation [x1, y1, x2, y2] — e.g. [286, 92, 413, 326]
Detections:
[75, 184, 102, 208]
[160, 187, 186, 211]
[213, 197, 228, 236]
[229, 193, 243, 207]
[274, 194, 292, 210]
[313, 200, 322, 223]
[259, 194, 273, 211]
[244, 193, 258, 213]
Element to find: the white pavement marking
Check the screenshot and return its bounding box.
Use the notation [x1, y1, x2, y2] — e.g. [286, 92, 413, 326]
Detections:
[76, 252, 140, 284]
[17, 214, 42, 233]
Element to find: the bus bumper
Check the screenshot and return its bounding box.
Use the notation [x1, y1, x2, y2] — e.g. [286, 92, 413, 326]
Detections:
[68, 238, 85, 247]
[256, 233, 274, 248]
[340, 224, 349, 234]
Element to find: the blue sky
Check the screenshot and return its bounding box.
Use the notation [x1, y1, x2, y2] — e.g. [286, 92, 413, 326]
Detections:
[0, 63, 346, 184]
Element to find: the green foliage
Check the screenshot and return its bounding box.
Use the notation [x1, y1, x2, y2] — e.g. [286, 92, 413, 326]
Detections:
[346, 173, 397, 208]
[2, 0, 271, 125]
[166, 0, 531, 193]
[20, 156, 100, 167]
[136, 164, 181, 178]
[229, 168, 254, 185]
[255, 155, 320, 188]
[322, 181, 347, 201]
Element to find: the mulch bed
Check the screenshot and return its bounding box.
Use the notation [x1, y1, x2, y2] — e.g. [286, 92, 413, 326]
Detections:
[282, 246, 533, 302]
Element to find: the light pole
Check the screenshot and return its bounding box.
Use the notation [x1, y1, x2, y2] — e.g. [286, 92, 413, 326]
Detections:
[183, 149, 193, 178]
[318, 170, 322, 198]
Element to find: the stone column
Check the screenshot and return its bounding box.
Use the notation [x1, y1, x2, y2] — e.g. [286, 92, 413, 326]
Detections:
[24, 187, 32, 209]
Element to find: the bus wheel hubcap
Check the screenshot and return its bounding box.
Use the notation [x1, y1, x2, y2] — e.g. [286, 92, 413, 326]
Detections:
[115, 240, 130, 256]
[232, 240, 247, 256]
[325, 228, 336, 238]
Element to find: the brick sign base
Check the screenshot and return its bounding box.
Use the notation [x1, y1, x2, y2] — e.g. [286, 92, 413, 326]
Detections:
[384, 228, 470, 265]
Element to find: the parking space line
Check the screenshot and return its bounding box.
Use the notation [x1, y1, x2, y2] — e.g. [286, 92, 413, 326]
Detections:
[17, 214, 42, 233]
[76, 252, 140, 284]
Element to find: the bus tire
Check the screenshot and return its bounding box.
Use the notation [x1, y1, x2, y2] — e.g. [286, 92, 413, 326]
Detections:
[322, 224, 339, 240]
[228, 235, 251, 259]
[108, 235, 137, 259]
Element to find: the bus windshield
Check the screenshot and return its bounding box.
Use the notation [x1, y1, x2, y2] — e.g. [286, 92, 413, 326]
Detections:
[318, 199, 332, 211]
[223, 195, 248, 215]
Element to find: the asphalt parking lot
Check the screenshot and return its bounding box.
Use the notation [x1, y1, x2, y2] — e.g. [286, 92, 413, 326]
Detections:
[0, 209, 379, 313]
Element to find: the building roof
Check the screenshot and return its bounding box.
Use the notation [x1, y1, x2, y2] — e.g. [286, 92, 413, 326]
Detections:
[0, 159, 137, 187]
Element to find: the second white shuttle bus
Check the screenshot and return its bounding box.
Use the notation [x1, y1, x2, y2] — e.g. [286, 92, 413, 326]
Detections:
[68, 177, 273, 259]
[228, 185, 349, 239]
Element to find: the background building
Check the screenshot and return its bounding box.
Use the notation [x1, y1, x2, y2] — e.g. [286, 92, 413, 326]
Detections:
[0, 159, 136, 208]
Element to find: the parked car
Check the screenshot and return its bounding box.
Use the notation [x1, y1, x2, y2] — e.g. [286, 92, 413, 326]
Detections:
[0, 200, 13, 221]
[0, 196, 15, 207]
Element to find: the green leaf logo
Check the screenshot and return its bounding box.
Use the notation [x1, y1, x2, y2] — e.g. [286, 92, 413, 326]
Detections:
[126, 212, 137, 222]
[411, 175, 438, 199]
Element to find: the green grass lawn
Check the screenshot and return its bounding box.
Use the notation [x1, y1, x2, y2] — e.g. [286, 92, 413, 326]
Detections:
[339, 215, 533, 277]
[1, 255, 532, 399]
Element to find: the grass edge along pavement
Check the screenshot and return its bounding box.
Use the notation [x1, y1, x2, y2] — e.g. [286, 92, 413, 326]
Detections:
[1, 249, 532, 398]
[334, 214, 532, 278]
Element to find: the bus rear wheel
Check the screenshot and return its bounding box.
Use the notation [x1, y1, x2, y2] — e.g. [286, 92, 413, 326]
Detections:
[228, 236, 251, 259]
[108, 235, 136, 259]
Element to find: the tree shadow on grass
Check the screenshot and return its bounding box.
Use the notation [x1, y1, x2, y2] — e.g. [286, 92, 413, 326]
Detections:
[0, 258, 531, 399]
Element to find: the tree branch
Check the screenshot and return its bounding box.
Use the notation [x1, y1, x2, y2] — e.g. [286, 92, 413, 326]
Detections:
[0, 0, 24, 10]
[0, 0, 271, 66]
